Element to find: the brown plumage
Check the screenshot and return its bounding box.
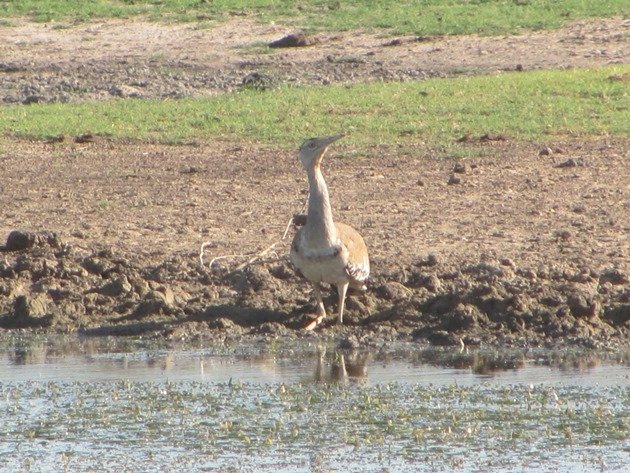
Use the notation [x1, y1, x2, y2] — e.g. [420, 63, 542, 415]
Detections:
[290, 135, 370, 329]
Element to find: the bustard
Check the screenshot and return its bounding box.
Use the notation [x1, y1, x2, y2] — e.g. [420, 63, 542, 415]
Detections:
[290, 135, 370, 330]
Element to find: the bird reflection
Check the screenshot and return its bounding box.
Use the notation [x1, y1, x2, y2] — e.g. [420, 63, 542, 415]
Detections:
[313, 348, 369, 384]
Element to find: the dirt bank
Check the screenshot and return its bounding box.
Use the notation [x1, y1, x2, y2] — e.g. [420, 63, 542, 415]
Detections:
[1, 137, 628, 347]
[0, 17, 628, 346]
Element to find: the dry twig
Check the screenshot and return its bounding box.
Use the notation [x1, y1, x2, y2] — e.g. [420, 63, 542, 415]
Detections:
[198, 195, 307, 272]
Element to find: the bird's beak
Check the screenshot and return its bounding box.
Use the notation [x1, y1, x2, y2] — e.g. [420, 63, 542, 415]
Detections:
[319, 134, 345, 148]
[313, 134, 345, 168]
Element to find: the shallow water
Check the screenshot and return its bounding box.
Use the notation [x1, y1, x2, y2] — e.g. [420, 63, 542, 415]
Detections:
[0, 336, 628, 472]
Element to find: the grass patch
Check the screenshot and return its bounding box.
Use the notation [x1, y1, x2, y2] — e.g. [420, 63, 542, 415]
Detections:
[1, 1, 628, 36]
[0, 66, 627, 148]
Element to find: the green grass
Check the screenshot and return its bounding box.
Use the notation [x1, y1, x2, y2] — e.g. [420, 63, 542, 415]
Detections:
[1, 1, 628, 36]
[0, 66, 627, 148]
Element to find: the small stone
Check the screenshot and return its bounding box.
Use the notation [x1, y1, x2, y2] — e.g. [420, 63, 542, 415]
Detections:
[554, 229, 572, 241]
[269, 33, 311, 48]
[74, 134, 94, 143]
[240, 71, 273, 90]
[500, 258, 515, 267]
[338, 335, 360, 350]
[109, 85, 143, 98]
[452, 162, 467, 174]
[98, 275, 132, 297]
[2, 230, 37, 251]
[6, 295, 53, 327]
[599, 268, 629, 286]
[375, 282, 410, 301]
[447, 174, 461, 185]
[555, 157, 589, 168]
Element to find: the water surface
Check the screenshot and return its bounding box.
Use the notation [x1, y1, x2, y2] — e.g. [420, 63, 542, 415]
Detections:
[0, 336, 627, 472]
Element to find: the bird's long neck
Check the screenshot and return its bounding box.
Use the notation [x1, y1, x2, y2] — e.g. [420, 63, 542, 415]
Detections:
[305, 166, 337, 246]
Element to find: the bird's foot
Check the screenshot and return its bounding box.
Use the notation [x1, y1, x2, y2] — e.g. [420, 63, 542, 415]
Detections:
[304, 314, 326, 331]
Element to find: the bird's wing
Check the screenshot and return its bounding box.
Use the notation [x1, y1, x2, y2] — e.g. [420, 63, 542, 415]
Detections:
[335, 222, 370, 287]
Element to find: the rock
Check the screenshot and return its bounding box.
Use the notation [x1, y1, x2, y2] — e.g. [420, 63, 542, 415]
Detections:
[603, 304, 630, 326]
[412, 328, 461, 346]
[82, 257, 114, 276]
[555, 157, 589, 168]
[269, 33, 311, 48]
[447, 174, 461, 185]
[453, 162, 467, 174]
[109, 84, 143, 98]
[22, 95, 45, 105]
[74, 133, 94, 143]
[414, 253, 441, 267]
[599, 268, 629, 286]
[567, 291, 600, 318]
[375, 282, 410, 301]
[2, 230, 37, 251]
[207, 317, 243, 332]
[4, 295, 53, 328]
[269, 263, 295, 280]
[338, 335, 361, 350]
[442, 304, 484, 331]
[240, 72, 273, 90]
[98, 275, 132, 297]
[133, 297, 167, 318]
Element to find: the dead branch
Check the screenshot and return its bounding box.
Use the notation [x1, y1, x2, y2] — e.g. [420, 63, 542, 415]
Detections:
[198, 194, 308, 272]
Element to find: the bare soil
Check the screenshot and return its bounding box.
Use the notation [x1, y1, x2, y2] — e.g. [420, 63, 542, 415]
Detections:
[0, 18, 628, 347]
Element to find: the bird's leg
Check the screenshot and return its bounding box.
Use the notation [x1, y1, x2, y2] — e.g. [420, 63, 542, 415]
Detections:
[304, 284, 327, 331]
[337, 282, 349, 324]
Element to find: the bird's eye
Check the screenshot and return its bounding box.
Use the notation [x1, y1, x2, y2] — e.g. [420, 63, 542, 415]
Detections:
[309, 142, 317, 149]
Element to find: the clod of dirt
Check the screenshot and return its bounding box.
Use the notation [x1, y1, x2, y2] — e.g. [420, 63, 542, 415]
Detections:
[556, 157, 589, 168]
[539, 145, 553, 156]
[3, 294, 53, 328]
[412, 328, 461, 346]
[453, 163, 467, 174]
[599, 268, 629, 286]
[414, 253, 441, 267]
[97, 275, 132, 297]
[603, 304, 630, 326]
[2, 230, 37, 252]
[383, 38, 405, 47]
[240, 71, 274, 90]
[479, 133, 509, 142]
[1, 230, 61, 252]
[74, 134, 95, 143]
[269, 33, 311, 48]
[567, 290, 600, 318]
[44, 135, 65, 144]
[109, 84, 143, 98]
[374, 281, 410, 301]
[448, 174, 461, 185]
[133, 292, 171, 318]
[22, 95, 44, 105]
[338, 334, 361, 350]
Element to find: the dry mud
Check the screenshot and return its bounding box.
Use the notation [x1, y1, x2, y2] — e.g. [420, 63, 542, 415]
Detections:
[0, 17, 628, 347]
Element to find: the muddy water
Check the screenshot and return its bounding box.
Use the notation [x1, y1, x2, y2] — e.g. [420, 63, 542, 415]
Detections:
[0, 336, 628, 472]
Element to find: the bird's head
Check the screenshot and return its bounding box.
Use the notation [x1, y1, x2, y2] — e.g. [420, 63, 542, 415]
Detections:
[298, 134, 344, 170]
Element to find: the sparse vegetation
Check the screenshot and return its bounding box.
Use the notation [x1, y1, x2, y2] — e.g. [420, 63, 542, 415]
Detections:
[1, 0, 628, 36]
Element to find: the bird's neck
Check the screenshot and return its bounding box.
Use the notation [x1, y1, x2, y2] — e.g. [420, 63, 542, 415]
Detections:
[305, 166, 337, 246]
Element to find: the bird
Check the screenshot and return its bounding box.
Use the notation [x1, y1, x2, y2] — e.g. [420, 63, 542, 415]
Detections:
[290, 134, 370, 330]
